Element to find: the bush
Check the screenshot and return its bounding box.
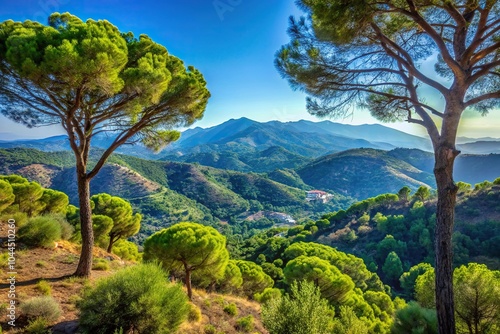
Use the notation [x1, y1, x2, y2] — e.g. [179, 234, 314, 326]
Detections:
[35, 280, 51, 296]
[111, 239, 141, 261]
[20, 296, 62, 323]
[188, 303, 202, 322]
[236, 315, 254, 332]
[77, 263, 189, 334]
[254, 288, 282, 304]
[332, 306, 369, 334]
[391, 301, 437, 334]
[204, 324, 216, 334]
[92, 258, 110, 271]
[262, 281, 333, 334]
[24, 317, 50, 334]
[18, 216, 62, 247]
[223, 303, 238, 316]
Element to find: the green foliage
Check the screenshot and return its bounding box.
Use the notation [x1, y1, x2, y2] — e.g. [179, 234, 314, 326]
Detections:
[456, 181, 472, 193]
[40, 189, 69, 215]
[20, 296, 62, 323]
[24, 317, 51, 334]
[35, 280, 51, 296]
[397, 186, 411, 203]
[91, 193, 141, 252]
[78, 263, 189, 334]
[414, 269, 435, 309]
[261, 262, 284, 281]
[358, 213, 370, 225]
[474, 180, 492, 191]
[454, 263, 500, 334]
[399, 263, 433, 299]
[0, 13, 210, 149]
[262, 280, 334, 334]
[19, 215, 62, 247]
[332, 306, 369, 334]
[283, 242, 382, 292]
[382, 252, 404, 285]
[111, 239, 141, 262]
[143, 222, 229, 298]
[92, 258, 110, 271]
[91, 214, 114, 248]
[204, 324, 217, 334]
[0, 177, 65, 217]
[415, 263, 500, 333]
[0, 179, 14, 213]
[283, 255, 354, 304]
[254, 288, 282, 304]
[216, 259, 243, 293]
[315, 218, 331, 229]
[10, 181, 45, 217]
[223, 303, 238, 316]
[364, 290, 395, 320]
[187, 303, 202, 322]
[235, 260, 274, 298]
[236, 315, 254, 332]
[413, 186, 431, 202]
[391, 302, 437, 334]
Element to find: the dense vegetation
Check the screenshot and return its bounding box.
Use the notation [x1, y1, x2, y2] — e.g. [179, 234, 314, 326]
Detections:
[1, 172, 499, 333]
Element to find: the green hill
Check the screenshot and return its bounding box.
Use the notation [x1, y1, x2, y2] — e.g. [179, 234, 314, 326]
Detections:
[0, 148, 351, 242]
[297, 148, 435, 199]
[162, 145, 311, 173]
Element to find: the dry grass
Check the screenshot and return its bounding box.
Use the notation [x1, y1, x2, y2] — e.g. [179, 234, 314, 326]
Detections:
[178, 289, 268, 334]
[0, 220, 127, 333]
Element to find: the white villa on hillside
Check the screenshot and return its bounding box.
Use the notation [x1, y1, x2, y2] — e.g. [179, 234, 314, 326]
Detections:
[306, 190, 333, 203]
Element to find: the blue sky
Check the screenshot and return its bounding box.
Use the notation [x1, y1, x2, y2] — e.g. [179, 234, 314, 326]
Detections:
[0, 0, 498, 139]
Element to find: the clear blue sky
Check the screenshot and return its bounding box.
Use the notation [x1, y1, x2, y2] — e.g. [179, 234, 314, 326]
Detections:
[0, 0, 498, 139]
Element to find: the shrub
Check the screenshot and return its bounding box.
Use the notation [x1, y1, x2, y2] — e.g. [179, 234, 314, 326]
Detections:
[111, 239, 141, 261]
[0, 252, 9, 267]
[35, 261, 47, 268]
[223, 303, 238, 316]
[236, 315, 254, 332]
[391, 301, 437, 334]
[92, 258, 110, 271]
[24, 317, 50, 334]
[188, 303, 202, 322]
[18, 216, 62, 247]
[52, 214, 74, 240]
[262, 281, 333, 334]
[254, 288, 282, 304]
[204, 324, 216, 334]
[35, 280, 51, 296]
[332, 306, 369, 334]
[20, 296, 62, 323]
[0, 212, 28, 228]
[77, 263, 189, 334]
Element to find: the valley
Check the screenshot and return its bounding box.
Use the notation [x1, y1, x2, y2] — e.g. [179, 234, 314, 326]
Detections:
[1, 119, 499, 245]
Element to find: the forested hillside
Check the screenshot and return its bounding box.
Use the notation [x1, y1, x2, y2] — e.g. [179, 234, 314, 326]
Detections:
[1, 171, 499, 333]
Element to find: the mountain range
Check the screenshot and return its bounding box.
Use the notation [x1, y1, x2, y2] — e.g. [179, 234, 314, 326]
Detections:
[1, 118, 499, 239]
[2, 117, 498, 165]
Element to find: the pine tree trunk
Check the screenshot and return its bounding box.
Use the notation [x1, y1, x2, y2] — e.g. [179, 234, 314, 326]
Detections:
[107, 235, 115, 253]
[74, 171, 94, 277]
[185, 269, 192, 300]
[434, 144, 459, 334]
